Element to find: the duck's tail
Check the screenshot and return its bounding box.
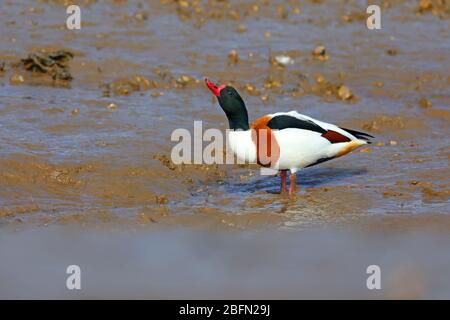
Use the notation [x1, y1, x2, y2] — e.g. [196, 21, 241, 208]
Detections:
[340, 127, 374, 144]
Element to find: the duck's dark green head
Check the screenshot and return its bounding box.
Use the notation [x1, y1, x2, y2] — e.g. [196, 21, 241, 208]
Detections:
[205, 78, 249, 130]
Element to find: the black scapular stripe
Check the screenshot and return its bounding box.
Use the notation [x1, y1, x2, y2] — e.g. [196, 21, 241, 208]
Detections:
[267, 115, 326, 133]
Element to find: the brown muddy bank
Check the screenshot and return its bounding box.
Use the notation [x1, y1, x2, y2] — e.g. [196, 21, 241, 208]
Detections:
[0, 0, 448, 231]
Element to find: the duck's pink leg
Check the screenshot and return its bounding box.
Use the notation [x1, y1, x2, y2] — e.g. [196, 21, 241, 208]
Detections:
[280, 170, 287, 194]
[289, 172, 297, 195]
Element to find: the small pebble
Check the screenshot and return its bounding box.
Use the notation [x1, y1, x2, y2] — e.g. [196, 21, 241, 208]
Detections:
[418, 97, 432, 108]
[315, 74, 326, 84]
[154, 195, 168, 205]
[10, 74, 24, 85]
[151, 91, 164, 97]
[176, 75, 192, 87]
[274, 55, 294, 66]
[337, 85, 353, 100]
[372, 81, 384, 88]
[277, 5, 288, 19]
[386, 49, 397, 56]
[419, 0, 432, 10]
[236, 24, 247, 33]
[178, 0, 189, 8]
[360, 147, 372, 153]
[313, 45, 326, 56]
[134, 12, 148, 21]
[312, 45, 329, 61]
[228, 50, 239, 64]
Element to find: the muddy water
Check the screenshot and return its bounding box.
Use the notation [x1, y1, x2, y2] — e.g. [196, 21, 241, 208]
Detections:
[2, 226, 450, 299]
[1, 0, 448, 229]
[0, 0, 449, 298]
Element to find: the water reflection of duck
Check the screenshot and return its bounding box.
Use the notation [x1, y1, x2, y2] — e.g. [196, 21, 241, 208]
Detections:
[205, 78, 373, 195]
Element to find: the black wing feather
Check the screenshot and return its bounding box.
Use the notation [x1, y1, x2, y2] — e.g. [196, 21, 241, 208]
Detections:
[266, 115, 374, 144]
[267, 115, 326, 134]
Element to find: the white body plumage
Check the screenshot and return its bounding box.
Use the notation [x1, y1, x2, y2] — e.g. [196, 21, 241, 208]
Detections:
[228, 111, 368, 173]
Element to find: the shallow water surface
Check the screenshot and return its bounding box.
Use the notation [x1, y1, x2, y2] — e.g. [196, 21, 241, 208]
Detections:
[0, 0, 448, 229]
[2, 225, 450, 299]
[0, 0, 449, 298]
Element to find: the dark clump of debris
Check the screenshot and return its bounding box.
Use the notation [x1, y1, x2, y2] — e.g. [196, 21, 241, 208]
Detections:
[21, 50, 74, 81]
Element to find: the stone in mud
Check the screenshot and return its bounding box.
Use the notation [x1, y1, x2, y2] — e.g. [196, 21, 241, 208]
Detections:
[154, 195, 169, 205]
[264, 77, 281, 89]
[360, 147, 372, 153]
[274, 55, 294, 66]
[176, 75, 193, 87]
[372, 81, 384, 88]
[103, 75, 152, 96]
[245, 83, 261, 96]
[386, 49, 398, 56]
[313, 46, 325, 55]
[419, 0, 433, 10]
[151, 91, 164, 97]
[228, 50, 239, 64]
[235, 24, 247, 33]
[416, 0, 450, 19]
[312, 45, 329, 61]
[134, 12, 149, 21]
[389, 140, 398, 146]
[277, 5, 288, 19]
[10, 73, 24, 85]
[309, 74, 357, 103]
[315, 74, 326, 84]
[362, 115, 406, 132]
[341, 11, 367, 23]
[337, 85, 353, 100]
[419, 97, 432, 108]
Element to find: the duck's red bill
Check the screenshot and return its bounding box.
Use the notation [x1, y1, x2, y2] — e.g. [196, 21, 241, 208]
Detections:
[205, 78, 225, 97]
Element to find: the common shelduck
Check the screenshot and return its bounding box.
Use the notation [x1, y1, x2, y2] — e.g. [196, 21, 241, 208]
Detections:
[205, 78, 373, 194]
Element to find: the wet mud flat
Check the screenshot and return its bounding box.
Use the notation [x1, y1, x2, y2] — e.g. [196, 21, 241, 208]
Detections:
[0, 3, 449, 228]
[0, 0, 449, 299]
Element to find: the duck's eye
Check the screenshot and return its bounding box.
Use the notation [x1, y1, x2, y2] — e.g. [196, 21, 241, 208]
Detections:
[227, 90, 233, 95]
